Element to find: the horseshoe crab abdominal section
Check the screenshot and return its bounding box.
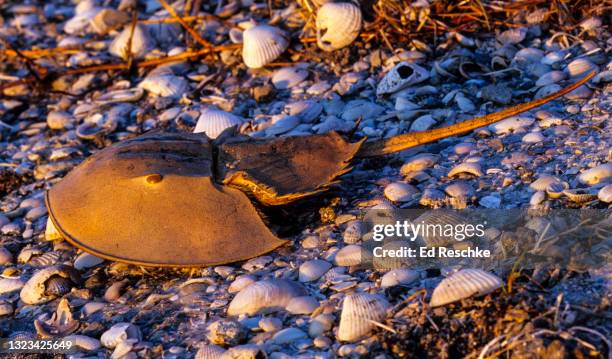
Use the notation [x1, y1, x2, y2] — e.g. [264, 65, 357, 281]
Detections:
[46, 72, 595, 266]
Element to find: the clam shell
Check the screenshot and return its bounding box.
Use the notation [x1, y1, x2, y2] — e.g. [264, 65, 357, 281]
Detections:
[285, 296, 319, 314]
[342, 220, 364, 244]
[414, 210, 470, 247]
[138, 75, 189, 98]
[448, 162, 483, 178]
[565, 58, 597, 78]
[109, 24, 155, 60]
[522, 131, 545, 143]
[380, 268, 419, 288]
[445, 181, 473, 198]
[242, 25, 288, 69]
[373, 240, 412, 270]
[194, 109, 243, 139]
[45, 276, 73, 297]
[286, 100, 323, 123]
[20, 265, 81, 305]
[64, 335, 101, 351]
[100, 323, 142, 349]
[489, 116, 535, 135]
[195, 344, 226, 359]
[598, 184, 612, 203]
[334, 244, 369, 266]
[0, 277, 25, 294]
[384, 182, 418, 203]
[95, 88, 144, 104]
[227, 279, 306, 316]
[400, 153, 439, 173]
[337, 293, 389, 342]
[419, 188, 447, 207]
[430, 269, 502, 307]
[228, 275, 256, 294]
[535, 84, 562, 99]
[271, 327, 308, 344]
[18, 247, 43, 263]
[577, 163, 612, 185]
[74, 252, 104, 270]
[410, 114, 436, 132]
[265, 115, 300, 136]
[316, 2, 362, 51]
[272, 67, 309, 89]
[299, 259, 332, 282]
[530, 175, 563, 191]
[536, 71, 567, 87]
[376, 62, 430, 96]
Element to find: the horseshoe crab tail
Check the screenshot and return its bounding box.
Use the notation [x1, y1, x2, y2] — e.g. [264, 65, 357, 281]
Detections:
[356, 70, 596, 158]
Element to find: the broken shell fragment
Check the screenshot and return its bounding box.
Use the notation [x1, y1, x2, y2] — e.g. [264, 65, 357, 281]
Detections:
[577, 163, 612, 185]
[376, 62, 430, 96]
[316, 2, 362, 52]
[227, 279, 306, 316]
[100, 322, 142, 349]
[109, 24, 155, 60]
[20, 265, 81, 305]
[242, 25, 289, 69]
[95, 88, 144, 104]
[337, 293, 389, 342]
[45, 218, 63, 241]
[563, 189, 597, 203]
[194, 109, 244, 139]
[34, 298, 79, 338]
[429, 269, 502, 307]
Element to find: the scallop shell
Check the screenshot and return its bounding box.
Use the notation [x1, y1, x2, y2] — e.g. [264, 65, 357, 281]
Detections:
[430, 269, 502, 307]
[577, 163, 612, 186]
[598, 184, 612, 203]
[376, 62, 430, 96]
[0, 277, 25, 294]
[448, 162, 483, 178]
[242, 25, 288, 68]
[195, 344, 226, 359]
[413, 211, 471, 247]
[334, 244, 369, 266]
[194, 109, 244, 139]
[29, 251, 61, 267]
[373, 240, 412, 270]
[100, 323, 142, 349]
[337, 293, 389, 342]
[45, 218, 64, 241]
[384, 182, 418, 203]
[343, 220, 364, 244]
[565, 58, 597, 78]
[64, 335, 101, 351]
[299, 259, 332, 282]
[20, 265, 81, 305]
[138, 75, 189, 98]
[381, 268, 419, 288]
[272, 67, 309, 89]
[285, 296, 319, 314]
[109, 24, 155, 60]
[316, 2, 362, 52]
[227, 279, 306, 316]
[18, 247, 44, 263]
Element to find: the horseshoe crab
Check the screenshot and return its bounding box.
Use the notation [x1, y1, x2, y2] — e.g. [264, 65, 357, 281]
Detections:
[45, 72, 594, 267]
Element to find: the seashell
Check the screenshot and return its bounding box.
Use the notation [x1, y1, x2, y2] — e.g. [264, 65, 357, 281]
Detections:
[489, 116, 535, 135]
[545, 182, 565, 199]
[384, 182, 418, 202]
[47, 111, 75, 130]
[259, 317, 282, 332]
[420, 188, 446, 207]
[409, 114, 436, 132]
[265, 115, 300, 136]
[454, 93, 476, 113]
[100, 323, 142, 349]
[530, 191, 546, 206]
[272, 67, 309, 89]
[222, 344, 266, 358]
[497, 28, 526, 45]
[373, 240, 412, 270]
[313, 115, 352, 134]
[64, 335, 101, 351]
[448, 162, 483, 178]
[563, 189, 597, 204]
[536, 71, 567, 87]
[0, 246, 12, 265]
[452, 32, 475, 47]
[34, 298, 79, 338]
[195, 343, 226, 359]
[286, 100, 322, 123]
[564, 85, 593, 100]
[579, 16, 602, 31]
[592, 70, 612, 84]
[271, 327, 308, 344]
[522, 131, 545, 144]
[138, 75, 189, 98]
[74, 252, 104, 270]
[194, 109, 243, 139]
[95, 88, 144, 104]
[535, 111, 561, 127]
[445, 181, 474, 198]
[541, 50, 566, 65]
[0, 301, 13, 316]
[109, 24, 155, 60]
[535, 84, 562, 99]
[0, 277, 25, 294]
[337, 293, 389, 342]
[380, 268, 419, 288]
[285, 296, 319, 314]
[400, 153, 439, 174]
[343, 220, 364, 244]
[299, 259, 332, 282]
[90, 8, 129, 35]
[228, 275, 256, 294]
[530, 175, 562, 191]
[20, 265, 81, 305]
[18, 247, 43, 263]
[597, 184, 612, 203]
[334, 245, 368, 266]
[64, 8, 100, 35]
[577, 163, 612, 186]
[227, 279, 306, 316]
[45, 218, 64, 241]
[29, 251, 61, 267]
[242, 25, 289, 68]
[414, 211, 470, 247]
[429, 269, 502, 307]
[565, 58, 597, 79]
[376, 62, 430, 96]
[309, 313, 335, 337]
[316, 3, 362, 51]
[512, 47, 544, 65]
[104, 279, 129, 302]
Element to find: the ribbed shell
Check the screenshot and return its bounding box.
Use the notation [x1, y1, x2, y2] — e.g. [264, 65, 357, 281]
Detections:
[195, 344, 226, 359]
[337, 293, 389, 341]
[20, 265, 81, 305]
[193, 109, 243, 139]
[242, 25, 288, 68]
[376, 62, 430, 96]
[138, 75, 189, 98]
[316, 3, 362, 51]
[29, 251, 61, 267]
[563, 190, 597, 203]
[373, 240, 412, 270]
[109, 24, 155, 60]
[334, 244, 368, 266]
[414, 211, 470, 247]
[343, 220, 363, 244]
[100, 323, 142, 349]
[227, 279, 306, 316]
[429, 269, 502, 307]
[44, 276, 72, 297]
[577, 163, 612, 185]
[299, 259, 332, 282]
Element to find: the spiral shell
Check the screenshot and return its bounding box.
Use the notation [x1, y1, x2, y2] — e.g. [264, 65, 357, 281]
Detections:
[195, 344, 226, 359]
[337, 293, 389, 342]
[100, 323, 142, 349]
[316, 2, 362, 52]
[299, 259, 332, 282]
[138, 75, 189, 98]
[194, 108, 244, 139]
[376, 62, 430, 96]
[109, 24, 155, 60]
[429, 269, 502, 307]
[20, 265, 81, 305]
[227, 279, 306, 316]
[577, 163, 612, 186]
[242, 25, 288, 69]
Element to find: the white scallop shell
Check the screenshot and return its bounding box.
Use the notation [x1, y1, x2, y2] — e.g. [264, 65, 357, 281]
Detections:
[285, 296, 319, 315]
[536, 70, 567, 87]
[194, 109, 244, 139]
[381, 269, 419, 288]
[384, 182, 418, 203]
[20, 265, 80, 305]
[195, 344, 226, 359]
[598, 184, 612, 203]
[109, 24, 155, 60]
[577, 163, 612, 185]
[299, 259, 332, 282]
[334, 244, 367, 266]
[448, 162, 483, 178]
[489, 116, 535, 134]
[272, 67, 309, 89]
[228, 275, 256, 294]
[242, 25, 288, 69]
[64, 335, 101, 351]
[376, 62, 430, 96]
[337, 293, 389, 342]
[316, 2, 362, 52]
[565, 58, 597, 78]
[45, 218, 63, 241]
[227, 279, 306, 316]
[0, 277, 25, 295]
[429, 269, 502, 307]
[138, 75, 189, 98]
[100, 323, 142, 349]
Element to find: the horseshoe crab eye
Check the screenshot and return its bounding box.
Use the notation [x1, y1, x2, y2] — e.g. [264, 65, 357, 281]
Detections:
[146, 174, 163, 184]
